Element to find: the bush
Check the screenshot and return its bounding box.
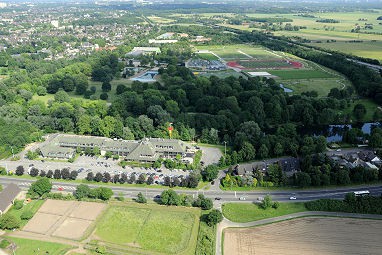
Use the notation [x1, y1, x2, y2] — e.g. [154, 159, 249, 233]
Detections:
[15, 165, 24, 176]
[206, 209, 223, 226]
[272, 201, 280, 209]
[260, 195, 273, 209]
[0, 167, 6, 175]
[0, 214, 21, 230]
[13, 200, 23, 210]
[100, 93, 108, 100]
[0, 239, 10, 249]
[136, 192, 147, 203]
[20, 210, 34, 220]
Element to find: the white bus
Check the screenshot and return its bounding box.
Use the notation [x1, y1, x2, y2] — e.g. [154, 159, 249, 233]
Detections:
[353, 190, 370, 196]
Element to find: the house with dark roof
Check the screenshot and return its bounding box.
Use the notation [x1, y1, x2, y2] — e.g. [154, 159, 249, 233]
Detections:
[278, 158, 300, 177]
[0, 183, 21, 215]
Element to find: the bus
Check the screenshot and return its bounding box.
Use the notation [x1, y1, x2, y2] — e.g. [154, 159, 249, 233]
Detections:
[353, 190, 370, 196]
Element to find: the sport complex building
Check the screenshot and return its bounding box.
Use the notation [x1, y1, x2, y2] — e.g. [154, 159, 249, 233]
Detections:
[40, 134, 192, 163]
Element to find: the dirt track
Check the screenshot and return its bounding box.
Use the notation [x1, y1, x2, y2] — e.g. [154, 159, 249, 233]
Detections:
[224, 217, 382, 255]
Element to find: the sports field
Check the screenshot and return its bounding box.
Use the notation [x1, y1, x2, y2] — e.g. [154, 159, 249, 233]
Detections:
[94, 203, 200, 255]
[224, 217, 382, 255]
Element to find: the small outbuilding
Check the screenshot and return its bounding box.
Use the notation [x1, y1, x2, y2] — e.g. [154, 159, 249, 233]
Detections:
[0, 183, 22, 215]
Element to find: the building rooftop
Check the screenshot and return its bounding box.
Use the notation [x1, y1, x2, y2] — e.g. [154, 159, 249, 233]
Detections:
[0, 183, 21, 213]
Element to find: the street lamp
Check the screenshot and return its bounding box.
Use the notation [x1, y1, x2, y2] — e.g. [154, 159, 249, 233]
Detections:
[223, 141, 227, 159]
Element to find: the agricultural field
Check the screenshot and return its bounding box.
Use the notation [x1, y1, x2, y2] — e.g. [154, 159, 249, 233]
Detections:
[147, 16, 175, 24]
[21, 200, 106, 240]
[218, 11, 382, 60]
[4, 237, 73, 255]
[94, 203, 200, 255]
[224, 217, 382, 255]
[222, 202, 307, 223]
[308, 41, 382, 62]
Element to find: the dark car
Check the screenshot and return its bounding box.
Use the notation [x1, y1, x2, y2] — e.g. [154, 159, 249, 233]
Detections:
[154, 195, 161, 199]
[215, 197, 221, 200]
[211, 181, 215, 185]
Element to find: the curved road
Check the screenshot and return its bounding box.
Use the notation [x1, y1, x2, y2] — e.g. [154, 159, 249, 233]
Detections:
[216, 211, 382, 255]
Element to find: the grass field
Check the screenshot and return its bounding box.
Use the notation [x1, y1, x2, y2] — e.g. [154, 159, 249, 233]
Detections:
[147, 16, 175, 24]
[196, 44, 275, 60]
[238, 60, 291, 69]
[269, 69, 334, 79]
[7, 200, 44, 227]
[195, 210, 216, 255]
[282, 78, 346, 97]
[222, 202, 307, 223]
[31, 77, 130, 104]
[95, 203, 200, 254]
[308, 41, 382, 62]
[342, 98, 380, 122]
[6, 237, 73, 255]
[196, 52, 219, 61]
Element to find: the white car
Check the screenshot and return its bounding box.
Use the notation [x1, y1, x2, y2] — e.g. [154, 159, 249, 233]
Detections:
[289, 196, 297, 200]
[239, 197, 246, 201]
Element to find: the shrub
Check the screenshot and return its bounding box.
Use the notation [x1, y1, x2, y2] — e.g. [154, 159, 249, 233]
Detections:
[20, 210, 34, 220]
[136, 192, 147, 203]
[0, 239, 10, 249]
[272, 201, 280, 209]
[0, 214, 21, 230]
[206, 209, 223, 226]
[13, 200, 23, 210]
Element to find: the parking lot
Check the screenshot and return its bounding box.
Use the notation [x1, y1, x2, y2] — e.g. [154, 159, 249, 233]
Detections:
[1, 138, 223, 186]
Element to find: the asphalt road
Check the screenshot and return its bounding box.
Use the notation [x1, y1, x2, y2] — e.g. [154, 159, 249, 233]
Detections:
[1, 176, 381, 203]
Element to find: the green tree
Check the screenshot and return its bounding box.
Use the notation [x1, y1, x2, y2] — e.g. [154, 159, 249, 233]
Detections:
[96, 187, 113, 200]
[206, 209, 223, 226]
[0, 214, 21, 230]
[260, 194, 273, 209]
[201, 165, 219, 182]
[136, 192, 147, 203]
[160, 189, 180, 206]
[28, 177, 52, 197]
[75, 184, 91, 199]
[353, 103, 367, 122]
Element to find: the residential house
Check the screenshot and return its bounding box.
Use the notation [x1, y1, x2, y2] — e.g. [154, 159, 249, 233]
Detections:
[278, 158, 300, 177]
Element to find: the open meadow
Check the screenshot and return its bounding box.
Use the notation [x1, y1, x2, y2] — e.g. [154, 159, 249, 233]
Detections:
[222, 202, 307, 223]
[224, 217, 382, 255]
[4, 237, 73, 255]
[93, 203, 200, 255]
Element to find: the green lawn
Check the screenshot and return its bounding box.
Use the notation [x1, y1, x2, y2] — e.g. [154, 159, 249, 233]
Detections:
[270, 69, 334, 79]
[222, 202, 307, 223]
[196, 53, 219, 61]
[5, 237, 73, 255]
[282, 78, 346, 97]
[95, 203, 200, 254]
[341, 98, 380, 122]
[195, 211, 216, 255]
[7, 200, 44, 227]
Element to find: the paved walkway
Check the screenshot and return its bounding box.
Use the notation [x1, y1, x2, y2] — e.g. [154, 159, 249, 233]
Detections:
[0, 249, 8, 255]
[215, 211, 382, 255]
